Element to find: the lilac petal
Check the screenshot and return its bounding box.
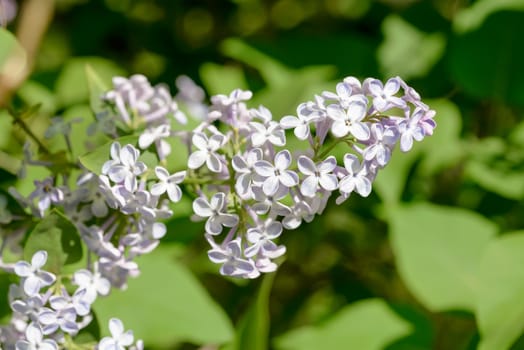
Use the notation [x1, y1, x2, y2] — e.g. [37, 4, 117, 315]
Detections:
[208, 250, 228, 263]
[326, 104, 346, 121]
[280, 115, 300, 128]
[166, 185, 182, 202]
[263, 177, 280, 196]
[279, 171, 298, 187]
[193, 198, 212, 217]
[301, 176, 319, 197]
[235, 174, 251, 196]
[220, 213, 239, 228]
[138, 131, 155, 149]
[339, 176, 355, 194]
[349, 122, 370, 141]
[16, 343, 31, 350]
[208, 134, 225, 151]
[244, 244, 260, 258]
[24, 277, 42, 296]
[263, 242, 286, 258]
[318, 156, 337, 173]
[206, 153, 222, 173]
[266, 222, 283, 238]
[274, 150, 292, 170]
[252, 202, 270, 215]
[31, 251, 48, 269]
[227, 239, 242, 257]
[367, 79, 383, 96]
[297, 156, 316, 176]
[210, 193, 225, 210]
[294, 124, 310, 140]
[120, 145, 138, 167]
[343, 153, 359, 173]
[232, 155, 248, 172]
[254, 161, 275, 177]
[14, 261, 32, 277]
[40, 341, 58, 350]
[269, 130, 286, 146]
[26, 323, 44, 343]
[73, 270, 92, 287]
[154, 166, 169, 181]
[331, 121, 349, 138]
[347, 98, 368, 122]
[150, 182, 167, 196]
[120, 331, 135, 346]
[192, 133, 208, 150]
[355, 177, 372, 197]
[109, 318, 124, 337]
[336, 82, 352, 99]
[206, 217, 223, 235]
[384, 77, 400, 95]
[251, 132, 266, 147]
[188, 150, 207, 169]
[319, 174, 338, 191]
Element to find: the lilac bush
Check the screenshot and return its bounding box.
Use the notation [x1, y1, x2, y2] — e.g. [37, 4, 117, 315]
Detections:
[0, 73, 435, 348]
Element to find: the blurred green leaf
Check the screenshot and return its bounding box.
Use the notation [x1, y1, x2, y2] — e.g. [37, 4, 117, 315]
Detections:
[476, 231, 524, 350]
[378, 15, 446, 80]
[0, 27, 26, 78]
[17, 81, 57, 116]
[24, 209, 83, 275]
[200, 62, 249, 96]
[449, 11, 524, 105]
[389, 202, 497, 312]
[454, 0, 524, 33]
[223, 273, 275, 350]
[465, 160, 524, 200]
[93, 245, 234, 347]
[274, 299, 412, 350]
[418, 99, 464, 175]
[55, 57, 125, 108]
[85, 64, 111, 114]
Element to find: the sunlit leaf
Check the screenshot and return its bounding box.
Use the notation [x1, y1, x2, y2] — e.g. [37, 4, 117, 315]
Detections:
[24, 209, 83, 275]
[55, 57, 125, 108]
[378, 15, 446, 80]
[476, 231, 524, 350]
[274, 299, 412, 350]
[389, 202, 497, 312]
[453, 0, 524, 33]
[0, 28, 26, 80]
[93, 245, 234, 347]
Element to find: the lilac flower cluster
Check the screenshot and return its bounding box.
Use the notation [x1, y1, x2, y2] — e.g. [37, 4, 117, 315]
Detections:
[0, 250, 142, 349]
[1, 74, 191, 348]
[185, 76, 435, 278]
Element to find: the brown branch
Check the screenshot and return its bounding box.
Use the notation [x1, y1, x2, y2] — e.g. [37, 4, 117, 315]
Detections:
[0, 0, 55, 107]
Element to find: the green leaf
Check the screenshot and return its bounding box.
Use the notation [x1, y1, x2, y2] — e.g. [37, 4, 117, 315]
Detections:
[389, 203, 497, 312]
[453, 0, 524, 33]
[465, 160, 524, 200]
[378, 15, 446, 80]
[93, 245, 234, 347]
[417, 99, 464, 175]
[476, 231, 524, 350]
[449, 11, 524, 106]
[78, 135, 138, 175]
[273, 299, 412, 350]
[55, 57, 125, 108]
[85, 64, 111, 114]
[199, 62, 249, 96]
[0, 28, 26, 79]
[24, 209, 83, 275]
[223, 273, 275, 350]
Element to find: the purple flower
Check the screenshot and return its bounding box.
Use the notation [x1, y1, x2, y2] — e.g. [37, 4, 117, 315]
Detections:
[244, 221, 286, 259]
[192, 193, 239, 235]
[326, 96, 370, 140]
[232, 148, 263, 198]
[103, 143, 147, 192]
[14, 251, 56, 296]
[187, 132, 226, 173]
[297, 155, 338, 197]
[249, 121, 286, 147]
[280, 107, 320, 141]
[254, 150, 298, 196]
[363, 123, 398, 167]
[15, 323, 57, 350]
[29, 178, 64, 217]
[98, 318, 134, 350]
[150, 166, 185, 202]
[206, 235, 258, 278]
[364, 77, 406, 112]
[338, 154, 372, 198]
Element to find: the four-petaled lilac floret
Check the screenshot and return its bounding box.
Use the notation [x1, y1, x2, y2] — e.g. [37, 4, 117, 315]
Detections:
[338, 154, 372, 198]
[326, 95, 370, 140]
[98, 318, 135, 350]
[187, 132, 227, 173]
[14, 251, 56, 296]
[297, 155, 338, 197]
[206, 235, 259, 279]
[193, 193, 239, 235]
[150, 166, 186, 203]
[364, 77, 406, 112]
[15, 323, 58, 350]
[254, 150, 298, 196]
[245, 221, 286, 259]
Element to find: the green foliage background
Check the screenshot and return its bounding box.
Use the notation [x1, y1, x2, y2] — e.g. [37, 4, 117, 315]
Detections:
[2, 0, 524, 349]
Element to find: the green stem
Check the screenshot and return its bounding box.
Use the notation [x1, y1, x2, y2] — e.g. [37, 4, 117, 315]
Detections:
[315, 136, 354, 161]
[9, 107, 51, 155]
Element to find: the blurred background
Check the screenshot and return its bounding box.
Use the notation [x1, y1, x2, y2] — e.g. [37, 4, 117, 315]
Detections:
[2, 0, 524, 349]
